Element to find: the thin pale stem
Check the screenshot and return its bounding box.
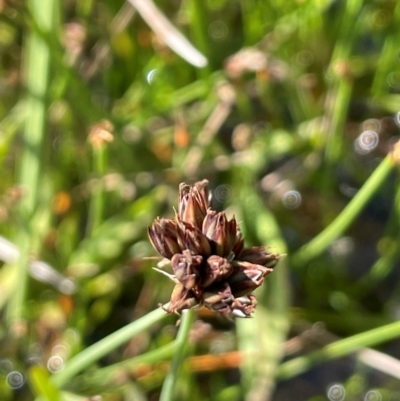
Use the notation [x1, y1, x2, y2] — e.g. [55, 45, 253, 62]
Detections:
[278, 320, 400, 381]
[51, 307, 167, 388]
[87, 145, 107, 236]
[159, 309, 195, 401]
[292, 155, 395, 268]
[7, 0, 56, 325]
[73, 342, 177, 389]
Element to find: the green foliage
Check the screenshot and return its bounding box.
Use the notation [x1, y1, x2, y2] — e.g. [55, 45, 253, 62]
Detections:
[0, 0, 400, 400]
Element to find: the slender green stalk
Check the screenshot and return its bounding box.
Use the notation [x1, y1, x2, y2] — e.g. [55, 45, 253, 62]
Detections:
[187, 0, 210, 75]
[235, 171, 290, 401]
[371, 1, 400, 97]
[81, 341, 177, 383]
[292, 155, 395, 267]
[7, 0, 56, 324]
[325, 79, 353, 164]
[159, 309, 195, 401]
[51, 307, 167, 388]
[19, 0, 55, 217]
[87, 144, 107, 236]
[349, 236, 400, 295]
[325, 0, 363, 165]
[0, 100, 27, 166]
[239, 0, 271, 45]
[277, 320, 400, 381]
[348, 182, 400, 294]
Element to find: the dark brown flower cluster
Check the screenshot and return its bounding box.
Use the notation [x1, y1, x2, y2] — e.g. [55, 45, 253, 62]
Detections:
[148, 180, 279, 317]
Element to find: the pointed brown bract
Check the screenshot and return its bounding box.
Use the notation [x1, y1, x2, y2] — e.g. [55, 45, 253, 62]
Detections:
[171, 250, 203, 290]
[148, 218, 181, 259]
[178, 179, 210, 228]
[232, 229, 244, 258]
[176, 220, 211, 256]
[232, 295, 258, 318]
[148, 180, 279, 317]
[203, 282, 234, 314]
[165, 283, 200, 314]
[202, 255, 233, 287]
[238, 246, 280, 268]
[202, 211, 239, 257]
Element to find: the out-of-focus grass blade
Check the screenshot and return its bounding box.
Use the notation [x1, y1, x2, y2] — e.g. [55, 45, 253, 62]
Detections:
[324, 0, 364, 165]
[371, 1, 400, 97]
[159, 309, 195, 401]
[29, 365, 61, 401]
[292, 152, 396, 268]
[69, 342, 177, 390]
[128, 0, 207, 68]
[0, 100, 26, 166]
[56, 392, 94, 401]
[67, 186, 167, 274]
[7, 0, 57, 325]
[277, 320, 400, 381]
[235, 172, 290, 401]
[51, 307, 167, 388]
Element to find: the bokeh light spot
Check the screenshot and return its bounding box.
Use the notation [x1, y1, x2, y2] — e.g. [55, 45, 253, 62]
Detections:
[282, 190, 301, 209]
[6, 371, 24, 389]
[47, 356, 64, 373]
[327, 383, 345, 401]
[214, 185, 232, 203]
[208, 21, 228, 41]
[354, 130, 379, 154]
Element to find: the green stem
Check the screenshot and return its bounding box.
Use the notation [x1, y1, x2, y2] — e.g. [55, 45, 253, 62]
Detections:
[292, 155, 395, 267]
[51, 307, 167, 388]
[325, 79, 353, 165]
[277, 320, 400, 381]
[69, 342, 177, 390]
[236, 172, 290, 400]
[7, 0, 56, 324]
[92, 341, 176, 378]
[371, 2, 400, 97]
[87, 145, 107, 236]
[0, 100, 27, 167]
[349, 236, 400, 296]
[159, 309, 195, 401]
[187, 0, 210, 75]
[324, 0, 363, 165]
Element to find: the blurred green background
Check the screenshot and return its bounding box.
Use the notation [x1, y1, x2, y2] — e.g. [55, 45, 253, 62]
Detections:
[1, 0, 400, 400]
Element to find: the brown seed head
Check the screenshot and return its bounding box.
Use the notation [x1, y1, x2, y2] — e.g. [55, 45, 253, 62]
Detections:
[148, 180, 279, 317]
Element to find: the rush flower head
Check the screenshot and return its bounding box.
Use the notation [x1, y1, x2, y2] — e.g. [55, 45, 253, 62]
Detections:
[148, 180, 279, 317]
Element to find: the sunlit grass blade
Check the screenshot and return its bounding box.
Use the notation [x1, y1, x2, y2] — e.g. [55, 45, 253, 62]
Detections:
[159, 309, 195, 401]
[277, 320, 400, 381]
[324, 0, 364, 165]
[51, 307, 168, 388]
[0, 100, 27, 167]
[235, 171, 290, 401]
[29, 365, 61, 401]
[371, 2, 400, 97]
[292, 150, 398, 268]
[86, 121, 113, 237]
[70, 342, 177, 390]
[6, 0, 57, 325]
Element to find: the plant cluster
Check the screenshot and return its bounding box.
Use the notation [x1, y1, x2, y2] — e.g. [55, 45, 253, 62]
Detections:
[148, 180, 279, 317]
